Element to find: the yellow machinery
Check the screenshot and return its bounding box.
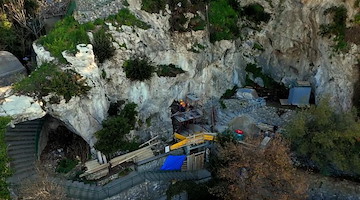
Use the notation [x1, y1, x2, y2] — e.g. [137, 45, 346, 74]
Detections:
[170, 132, 217, 151]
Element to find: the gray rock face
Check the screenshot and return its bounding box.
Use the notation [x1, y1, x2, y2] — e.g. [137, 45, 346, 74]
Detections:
[1, 0, 359, 147]
[250, 0, 360, 111]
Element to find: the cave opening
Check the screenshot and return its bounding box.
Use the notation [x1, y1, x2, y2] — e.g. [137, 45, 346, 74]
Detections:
[39, 116, 90, 173]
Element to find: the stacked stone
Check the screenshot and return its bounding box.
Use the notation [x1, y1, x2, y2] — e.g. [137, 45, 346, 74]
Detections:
[74, 0, 126, 23]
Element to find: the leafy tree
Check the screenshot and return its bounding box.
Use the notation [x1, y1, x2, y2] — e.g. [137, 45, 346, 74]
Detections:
[284, 99, 360, 177]
[210, 137, 308, 200]
[94, 103, 139, 155]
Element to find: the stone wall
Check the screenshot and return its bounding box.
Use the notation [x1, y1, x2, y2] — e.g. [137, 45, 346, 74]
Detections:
[74, 0, 126, 23]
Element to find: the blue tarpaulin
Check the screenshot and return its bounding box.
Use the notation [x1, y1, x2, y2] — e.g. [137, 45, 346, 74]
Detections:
[160, 155, 186, 170]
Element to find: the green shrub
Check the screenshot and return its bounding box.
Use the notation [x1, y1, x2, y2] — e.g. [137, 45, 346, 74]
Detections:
[107, 8, 151, 29]
[284, 99, 360, 177]
[0, 13, 17, 51]
[241, 3, 271, 24]
[355, 13, 360, 24]
[156, 64, 185, 77]
[219, 99, 227, 109]
[0, 116, 12, 199]
[209, 0, 239, 42]
[38, 16, 93, 63]
[119, 102, 138, 129]
[319, 6, 348, 52]
[56, 158, 78, 173]
[221, 85, 238, 99]
[93, 29, 115, 63]
[123, 58, 155, 81]
[13, 63, 91, 102]
[141, 0, 167, 13]
[253, 42, 264, 51]
[188, 15, 206, 31]
[95, 103, 140, 155]
[245, 63, 280, 89]
[355, 0, 360, 8]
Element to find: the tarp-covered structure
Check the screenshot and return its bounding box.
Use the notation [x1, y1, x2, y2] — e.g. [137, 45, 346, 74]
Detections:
[160, 155, 186, 170]
[288, 81, 311, 106]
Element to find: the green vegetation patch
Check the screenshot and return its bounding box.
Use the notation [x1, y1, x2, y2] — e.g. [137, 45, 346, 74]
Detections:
[56, 158, 78, 173]
[284, 99, 360, 177]
[188, 15, 206, 31]
[209, 0, 240, 42]
[157, 64, 185, 77]
[245, 63, 279, 89]
[38, 16, 93, 63]
[123, 58, 155, 81]
[241, 3, 271, 24]
[0, 116, 12, 199]
[0, 13, 16, 51]
[13, 63, 91, 102]
[93, 29, 115, 63]
[320, 6, 348, 52]
[253, 42, 264, 51]
[95, 103, 140, 155]
[355, 0, 360, 8]
[355, 13, 360, 24]
[107, 8, 151, 29]
[141, 0, 167, 13]
[221, 85, 238, 99]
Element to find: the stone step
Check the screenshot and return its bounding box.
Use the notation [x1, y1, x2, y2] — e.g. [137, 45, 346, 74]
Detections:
[7, 149, 35, 158]
[6, 140, 35, 147]
[8, 170, 36, 183]
[5, 130, 37, 136]
[12, 165, 35, 179]
[5, 134, 36, 141]
[8, 146, 35, 159]
[7, 143, 35, 151]
[8, 124, 40, 129]
[11, 156, 35, 166]
[12, 160, 35, 171]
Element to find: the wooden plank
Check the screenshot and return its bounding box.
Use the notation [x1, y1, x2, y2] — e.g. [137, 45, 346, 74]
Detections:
[139, 136, 159, 148]
[110, 146, 154, 168]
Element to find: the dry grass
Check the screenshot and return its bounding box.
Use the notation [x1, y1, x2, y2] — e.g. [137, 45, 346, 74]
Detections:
[18, 166, 67, 200]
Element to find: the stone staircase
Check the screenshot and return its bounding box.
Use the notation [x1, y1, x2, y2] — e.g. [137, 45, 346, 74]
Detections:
[5, 118, 44, 184]
[61, 169, 211, 200]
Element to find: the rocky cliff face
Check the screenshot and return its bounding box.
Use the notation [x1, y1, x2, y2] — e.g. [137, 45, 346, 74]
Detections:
[0, 0, 359, 147]
[252, 0, 360, 111]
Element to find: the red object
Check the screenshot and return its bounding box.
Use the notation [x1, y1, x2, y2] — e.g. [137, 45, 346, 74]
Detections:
[235, 129, 244, 134]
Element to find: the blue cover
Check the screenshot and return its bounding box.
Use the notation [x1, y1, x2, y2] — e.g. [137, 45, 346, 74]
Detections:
[288, 87, 311, 106]
[160, 155, 186, 170]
